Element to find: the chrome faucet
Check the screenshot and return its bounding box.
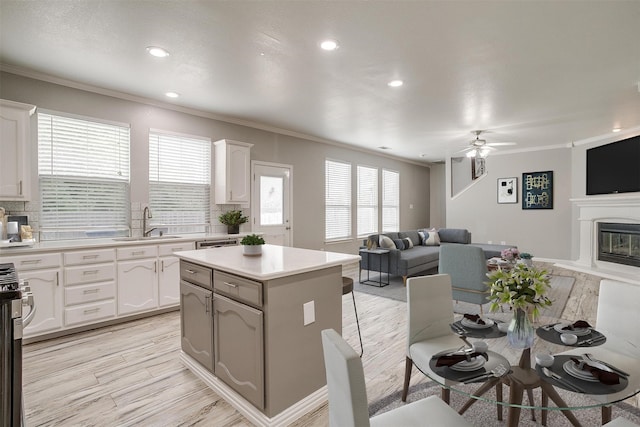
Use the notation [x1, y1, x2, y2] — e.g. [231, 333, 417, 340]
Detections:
[143, 206, 156, 237]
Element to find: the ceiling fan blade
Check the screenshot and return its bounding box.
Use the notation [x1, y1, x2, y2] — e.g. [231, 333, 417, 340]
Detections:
[486, 142, 517, 147]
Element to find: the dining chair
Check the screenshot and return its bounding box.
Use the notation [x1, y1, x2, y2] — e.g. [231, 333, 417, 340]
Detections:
[401, 273, 469, 403]
[438, 244, 490, 314]
[596, 279, 640, 355]
[321, 328, 472, 427]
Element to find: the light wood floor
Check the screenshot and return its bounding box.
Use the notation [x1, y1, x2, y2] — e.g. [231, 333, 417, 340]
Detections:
[22, 265, 638, 426]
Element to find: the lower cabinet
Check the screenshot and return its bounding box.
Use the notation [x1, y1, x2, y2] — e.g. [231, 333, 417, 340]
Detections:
[180, 280, 213, 371]
[21, 268, 63, 335]
[213, 293, 264, 410]
[117, 258, 158, 315]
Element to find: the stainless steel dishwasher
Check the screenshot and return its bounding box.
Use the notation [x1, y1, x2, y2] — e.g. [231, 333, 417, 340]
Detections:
[195, 238, 238, 249]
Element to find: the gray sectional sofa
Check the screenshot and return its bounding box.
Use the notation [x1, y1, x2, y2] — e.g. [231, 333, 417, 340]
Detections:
[359, 228, 515, 283]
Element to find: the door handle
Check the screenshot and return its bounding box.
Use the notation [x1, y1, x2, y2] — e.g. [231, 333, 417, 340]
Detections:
[285, 227, 291, 230]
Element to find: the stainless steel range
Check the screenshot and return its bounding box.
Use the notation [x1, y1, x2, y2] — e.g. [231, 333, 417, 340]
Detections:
[1, 263, 35, 427]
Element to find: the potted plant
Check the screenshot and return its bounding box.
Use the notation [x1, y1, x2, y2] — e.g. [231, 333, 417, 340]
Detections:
[218, 210, 248, 234]
[241, 234, 265, 256]
[518, 252, 533, 267]
[487, 263, 552, 348]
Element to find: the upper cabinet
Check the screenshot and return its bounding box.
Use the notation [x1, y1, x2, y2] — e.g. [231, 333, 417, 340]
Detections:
[214, 139, 253, 205]
[0, 99, 36, 201]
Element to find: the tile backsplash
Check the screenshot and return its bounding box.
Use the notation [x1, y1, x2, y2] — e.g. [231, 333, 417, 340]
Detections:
[0, 200, 39, 239]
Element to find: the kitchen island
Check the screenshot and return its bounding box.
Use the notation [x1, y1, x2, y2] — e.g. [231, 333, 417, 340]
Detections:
[175, 244, 360, 427]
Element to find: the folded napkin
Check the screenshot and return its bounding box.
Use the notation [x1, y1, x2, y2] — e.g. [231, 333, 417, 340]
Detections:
[562, 320, 592, 330]
[570, 357, 620, 385]
[463, 314, 485, 325]
[433, 351, 488, 367]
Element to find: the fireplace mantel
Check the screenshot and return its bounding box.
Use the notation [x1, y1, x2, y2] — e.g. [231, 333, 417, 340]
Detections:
[563, 194, 640, 284]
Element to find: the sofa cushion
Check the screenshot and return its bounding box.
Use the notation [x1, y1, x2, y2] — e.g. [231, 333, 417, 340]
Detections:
[438, 228, 471, 244]
[397, 246, 441, 270]
[379, 234, 395, 249]
[418, 228, 441, 246]
[399, 230, 421, 247]
[393, 239, 406, 250]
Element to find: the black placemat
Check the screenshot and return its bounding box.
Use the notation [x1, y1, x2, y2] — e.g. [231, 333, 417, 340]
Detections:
[453, 319, 506, 339]
[536, 355, 628, 395]
[536, 325, 606, 347]
[429, 350, 510, 382]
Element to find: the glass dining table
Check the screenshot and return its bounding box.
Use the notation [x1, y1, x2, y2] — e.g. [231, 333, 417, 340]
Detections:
[410, 312, 640, 427]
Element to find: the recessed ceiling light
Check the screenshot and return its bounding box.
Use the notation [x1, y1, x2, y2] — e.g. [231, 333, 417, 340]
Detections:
[146, 46, 170, 58]
[612, 127, 622, 133]
[320, 40, 339, 51]
[165, 91, 179, 98]
[388, 80, 403, 88]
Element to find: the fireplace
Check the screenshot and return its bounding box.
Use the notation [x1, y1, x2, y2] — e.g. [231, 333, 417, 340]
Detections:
[597, 222, 640, 268]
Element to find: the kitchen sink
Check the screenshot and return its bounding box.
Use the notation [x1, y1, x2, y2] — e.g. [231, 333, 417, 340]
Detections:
[113, 235, 181, 242]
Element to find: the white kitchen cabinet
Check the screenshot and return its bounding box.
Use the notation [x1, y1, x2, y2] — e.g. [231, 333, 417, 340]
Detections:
[214, 139, 253, 205]
[0, 99, 36, 200]
[117, 257, 158, 316]
[4, 252, 64, 337]
[158, 241, 194, 307]
[63, 248, 116, 326]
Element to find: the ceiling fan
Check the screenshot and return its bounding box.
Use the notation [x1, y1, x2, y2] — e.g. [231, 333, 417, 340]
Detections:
[457, 130, 517, 158]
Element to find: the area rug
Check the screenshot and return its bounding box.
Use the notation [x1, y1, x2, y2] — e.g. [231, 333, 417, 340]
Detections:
[370, 380, 640, 426]
[354, 274, 575, 318]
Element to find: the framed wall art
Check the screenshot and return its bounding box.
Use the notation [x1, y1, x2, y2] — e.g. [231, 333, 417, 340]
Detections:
[471, 156, 486, 180]
[497, 177, 517, 204]
[522, 171, 553, 209]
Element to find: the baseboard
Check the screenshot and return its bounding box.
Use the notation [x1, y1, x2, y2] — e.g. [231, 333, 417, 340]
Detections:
[180, 351, 327, 427]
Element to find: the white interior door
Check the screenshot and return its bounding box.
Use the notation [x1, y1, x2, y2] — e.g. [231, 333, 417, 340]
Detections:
[251, 162, 292, 246]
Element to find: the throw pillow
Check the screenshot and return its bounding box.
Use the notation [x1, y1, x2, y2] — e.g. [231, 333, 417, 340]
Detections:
[423, 228, 441, 246]
[393, 239, 406, 250]
[418, 230, 426, 244]
[403, 237, 413, 249]
[378, 234, 395, 249]
[366, 235, 379, 250]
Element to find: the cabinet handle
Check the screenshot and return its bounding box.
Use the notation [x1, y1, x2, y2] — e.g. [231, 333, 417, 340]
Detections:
[154, 261, 157, 273]
[171, 247, 182, 252]
[132, 251, 145, 256]
[83, 270, 99, 275]
[83, 255, 99, 259]
[223, 281, 238, 288]
[56, 271, 59, 287]
[205, 295, 211, 314]
[83, 308, 100, 314]
[161, 260, 164, 272]
[185, 269, 196, 274]
[230, 190, 233, 200]
[19, 180, 23, 195]
[83, 289, 99, 294]
[21, 259, 42, 265]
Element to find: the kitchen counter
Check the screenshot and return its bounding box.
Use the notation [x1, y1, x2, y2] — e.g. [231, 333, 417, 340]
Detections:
[175, 244, 360, 280]
[177, 245, 360, 426]
[0, 232, 250, 255]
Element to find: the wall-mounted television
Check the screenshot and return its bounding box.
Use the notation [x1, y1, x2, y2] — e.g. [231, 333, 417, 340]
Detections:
[586, 134, 640, 195]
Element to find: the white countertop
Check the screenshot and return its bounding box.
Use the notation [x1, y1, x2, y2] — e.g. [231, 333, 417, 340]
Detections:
[175, 244, 361, 281]
[0, 233, 248, 256]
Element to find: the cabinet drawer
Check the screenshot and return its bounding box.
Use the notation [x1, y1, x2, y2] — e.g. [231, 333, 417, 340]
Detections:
[117, 245, 158, 260]
[65, 264, 115, 286]
[64, 300, 116, 326]
[65, 282, 116, 306]
[180, 261, 212, 290]
[64, 249, 116, 266]
[6, 253, 61, 271]
[214, 270, 262, 308]
[158, 241, 194, 257]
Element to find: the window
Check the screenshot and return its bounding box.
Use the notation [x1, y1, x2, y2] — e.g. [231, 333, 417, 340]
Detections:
[382, 169, 400, 232]
[357, 165, 378, 236]
[149, 130, 211, 234]
[38, 112, 130, 241]
[325, 159, 351, 240]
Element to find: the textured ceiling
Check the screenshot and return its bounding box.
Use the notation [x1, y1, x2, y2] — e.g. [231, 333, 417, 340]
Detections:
[1, 1, 640, 163]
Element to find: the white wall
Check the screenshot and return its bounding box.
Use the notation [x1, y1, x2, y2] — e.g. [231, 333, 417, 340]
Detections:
[446, 147, 573, 259]
[0, 71, 431, 254]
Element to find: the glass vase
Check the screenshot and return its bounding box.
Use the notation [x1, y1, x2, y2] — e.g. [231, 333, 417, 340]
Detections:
[507, 308, 535, 349]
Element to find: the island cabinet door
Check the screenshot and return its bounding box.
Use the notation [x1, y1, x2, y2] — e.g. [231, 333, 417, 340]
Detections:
[213, 293, 264, 410]
[180, 281, 214, 372]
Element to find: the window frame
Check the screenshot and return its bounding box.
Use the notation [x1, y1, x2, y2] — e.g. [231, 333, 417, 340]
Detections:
[325, 159, 352, 241]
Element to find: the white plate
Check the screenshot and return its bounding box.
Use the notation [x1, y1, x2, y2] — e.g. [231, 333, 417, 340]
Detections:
[461, 318, 495, 329]
[554, 323, 591, 336]
[563, 361, 599, 382]
[450, 357, 486, 372]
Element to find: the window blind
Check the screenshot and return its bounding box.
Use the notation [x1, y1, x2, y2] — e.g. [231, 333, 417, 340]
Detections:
[325, 159, 351, 240]
[382, 169, 400, 232]
[357, 165, 378, 236]
[149, 131, 211, 234]
[38, 112, 130, 241]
